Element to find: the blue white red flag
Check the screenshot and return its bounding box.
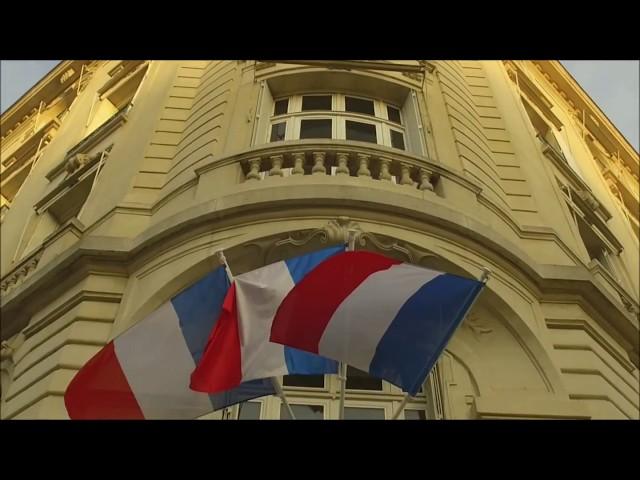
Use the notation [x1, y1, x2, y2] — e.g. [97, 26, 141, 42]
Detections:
[64, 266, 274, 419]
[270, 251, 484, 395]
[190, 246, 343, 394]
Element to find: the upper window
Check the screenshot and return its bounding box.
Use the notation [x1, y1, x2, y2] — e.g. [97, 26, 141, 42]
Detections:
[265, 93, 407, 151]
[346, 366, 383, 391]
[302, 95, 332, 111]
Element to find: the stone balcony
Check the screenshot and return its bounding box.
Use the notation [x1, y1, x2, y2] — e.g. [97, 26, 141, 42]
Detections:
[197, 140, 454, 195]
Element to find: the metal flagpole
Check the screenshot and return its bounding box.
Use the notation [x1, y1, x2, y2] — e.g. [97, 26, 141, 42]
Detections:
[214, 249, 297, 420]
[390, 266, 492, 420]
[338, 229, 358, 420]
[271, 378, 297, 420]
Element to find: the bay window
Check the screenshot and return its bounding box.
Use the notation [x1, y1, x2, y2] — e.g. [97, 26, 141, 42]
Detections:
[262, 92, 415, 153]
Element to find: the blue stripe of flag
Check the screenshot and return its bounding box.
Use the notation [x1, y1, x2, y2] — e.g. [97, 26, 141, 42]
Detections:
[171, 266, 230, 364]
[369, 273, 483, 395]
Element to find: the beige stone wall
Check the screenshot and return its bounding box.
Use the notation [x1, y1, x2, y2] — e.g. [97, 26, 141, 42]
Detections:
[1, 61, 638, 419]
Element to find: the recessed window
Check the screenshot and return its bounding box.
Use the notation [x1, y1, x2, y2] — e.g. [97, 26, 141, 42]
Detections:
[280, 404, 324, 420]
[274, 99, 289, 116]
[302, 95, 332, 111]
[237, 401, 261, 419]
[390, 130, 405, 150]
[387, 105, 402, 124]
[346, 366, 382, 390]
[345, 120, 377, 144]
[405, 409, 426, 420]
[283, 374, 325, 388]
[270, 122, 286, 142]
[344, 407, 385, 420]
[345, 96, 375, 116]
[300, 119, 332, 139]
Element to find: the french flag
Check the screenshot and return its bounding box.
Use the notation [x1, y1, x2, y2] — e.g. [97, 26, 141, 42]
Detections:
[190, 246, 343, 394]
[64, 267, 274, 419]
[270, 251, 484, 395]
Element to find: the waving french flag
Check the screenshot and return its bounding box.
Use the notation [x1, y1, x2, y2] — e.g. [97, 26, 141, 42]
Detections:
[190, 246, 343, 394]
[64, 266, 274, 419]
[270, 251, 484, 396]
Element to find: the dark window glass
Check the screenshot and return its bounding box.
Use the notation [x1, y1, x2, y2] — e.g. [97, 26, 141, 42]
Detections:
[270, 122, 286, 142]
[345, 120, 377, 143]
[302, 95, 332, 111]
[283, 374, 325, 388]
[346, 366, 382, 390]
[345, 96, 375, 116]
[280, 404, 324, 420]
[390, 130, 405, 150]
[300, 119, 332, 139]
[405, 409, 426, 420]
[344, 407, 385, 420]
[274, 99, 289, 115]
[237, 402, 261, 419]
[387, 105, 402, 124]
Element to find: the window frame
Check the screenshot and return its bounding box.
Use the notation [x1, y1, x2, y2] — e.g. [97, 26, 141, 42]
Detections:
[266, 93, 409, 151]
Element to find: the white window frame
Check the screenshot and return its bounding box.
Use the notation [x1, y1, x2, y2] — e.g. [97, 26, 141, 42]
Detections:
[265, 93, 410, 152]
[276, 398, 331, 420]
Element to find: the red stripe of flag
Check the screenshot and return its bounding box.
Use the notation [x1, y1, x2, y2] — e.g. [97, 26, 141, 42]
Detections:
[270, 251, 400, 354]
[190, 283, 243, 393]
[64, 341, 145, 419]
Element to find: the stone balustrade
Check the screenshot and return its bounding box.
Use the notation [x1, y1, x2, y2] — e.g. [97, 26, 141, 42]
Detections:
[240, 146, 439, 192]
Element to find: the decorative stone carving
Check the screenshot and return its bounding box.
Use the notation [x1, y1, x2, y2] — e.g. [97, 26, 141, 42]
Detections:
[379, 157, 392, 181]
[358, 232, 418, 263]
[312, 152, 326, 175]
[269, 155, 284, 177]
[335, 152, 350, 175]
[0, 250, 42, 296]
[463, 313, 493, 338]
[399, 164, 414, 186]
[59, 68, 76, 84]
[356, 153, 371, 177]
[325, 216, 363, 244]
[65, 150, 105, 176]
[246, 158, 262, 180]
[419, 168, 434, 191]
[291, 153, 305, 175]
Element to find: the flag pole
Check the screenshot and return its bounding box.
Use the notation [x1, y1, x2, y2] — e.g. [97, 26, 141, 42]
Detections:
[214, 249, 297, 420]
[338, 229, 358, 420]
[271, 378, 297, 420]
[390, 266, 492, 420]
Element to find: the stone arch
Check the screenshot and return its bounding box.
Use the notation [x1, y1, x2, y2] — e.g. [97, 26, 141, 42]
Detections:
[120, 217, 575, 417]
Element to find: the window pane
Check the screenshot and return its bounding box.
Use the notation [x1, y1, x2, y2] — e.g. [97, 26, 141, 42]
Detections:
[344, 407, 385, 420]
[283, 374, 325, 388]
[345, 96, 375, 116]
[300, 119, 332, 139]
[274, 99, 289, 116]
[390, 130, 405, 150]
[302, 95, 332, 111]
[270, 122, 286, 142]
[280, 404, 324, 420]
[345, 120, 377, 144]
[346, 366, 382, 390]
[405, 409, 426, 420]
[387, 105, 402, 124]
[238, 402, 261, 420]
